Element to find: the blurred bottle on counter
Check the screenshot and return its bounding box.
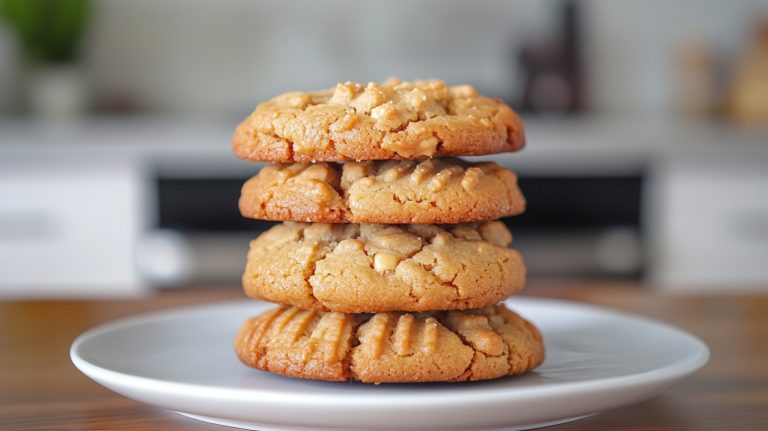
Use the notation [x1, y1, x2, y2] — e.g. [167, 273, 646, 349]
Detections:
[515, 0, 585, 114]
[728, 19, 768, 128]
[676, 40, 720, 119]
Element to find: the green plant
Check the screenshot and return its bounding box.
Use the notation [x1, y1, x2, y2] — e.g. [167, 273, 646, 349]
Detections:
[0, 0, 91, 64]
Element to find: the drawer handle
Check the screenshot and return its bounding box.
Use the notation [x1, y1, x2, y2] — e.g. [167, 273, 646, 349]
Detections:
[0, 211, 58, 240]
[729, 209, 768, 241]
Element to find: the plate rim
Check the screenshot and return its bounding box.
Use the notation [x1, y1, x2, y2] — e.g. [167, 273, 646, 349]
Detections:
[70, 296, 710, 407]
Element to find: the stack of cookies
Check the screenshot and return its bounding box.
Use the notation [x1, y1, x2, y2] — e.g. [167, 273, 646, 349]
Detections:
[231, 79, 544, 383]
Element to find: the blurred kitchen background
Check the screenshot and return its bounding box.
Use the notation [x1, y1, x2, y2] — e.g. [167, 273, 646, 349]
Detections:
[1, 0, 767, 298]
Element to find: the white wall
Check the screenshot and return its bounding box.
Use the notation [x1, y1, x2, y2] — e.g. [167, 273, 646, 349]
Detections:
[584, 0, 767, 114]
[0, 0, 765, 116]
[81, 0, 551, 115]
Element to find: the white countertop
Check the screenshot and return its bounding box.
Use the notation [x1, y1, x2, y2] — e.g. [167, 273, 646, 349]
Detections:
[1, 115, 766, 176]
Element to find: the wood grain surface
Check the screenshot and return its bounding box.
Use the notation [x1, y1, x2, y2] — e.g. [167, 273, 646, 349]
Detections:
[1, 283, 766, 430]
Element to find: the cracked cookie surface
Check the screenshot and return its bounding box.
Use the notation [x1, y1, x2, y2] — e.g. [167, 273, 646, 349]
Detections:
[239, 158, 525, 224]
[235, 303, 544, 383]
[242, 221, 526, 313]
[232, 78, 525, 162]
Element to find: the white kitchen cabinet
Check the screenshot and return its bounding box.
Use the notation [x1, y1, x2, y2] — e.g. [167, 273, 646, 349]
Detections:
[0, 158, 149, 297]
[648, 156, 768, 290]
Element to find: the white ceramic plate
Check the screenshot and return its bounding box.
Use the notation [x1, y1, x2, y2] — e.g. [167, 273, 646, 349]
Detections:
[71, 298, 708, 431]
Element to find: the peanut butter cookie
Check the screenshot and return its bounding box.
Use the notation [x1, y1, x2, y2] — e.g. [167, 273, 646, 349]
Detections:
[239, 158, 525, 224]
[233, 79, 525, 162]
[235, 304, 544, 383]
[242, 221, 525, 313]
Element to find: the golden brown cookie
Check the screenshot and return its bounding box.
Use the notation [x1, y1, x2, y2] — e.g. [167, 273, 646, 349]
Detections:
[242, 221, 525, 313]
[235, 304, 544, 383]
[233, 78, 525, 162]
[239, 158, 525, 224]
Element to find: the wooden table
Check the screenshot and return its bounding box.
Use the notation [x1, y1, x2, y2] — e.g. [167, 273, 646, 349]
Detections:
[1, 283, 766, 430]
